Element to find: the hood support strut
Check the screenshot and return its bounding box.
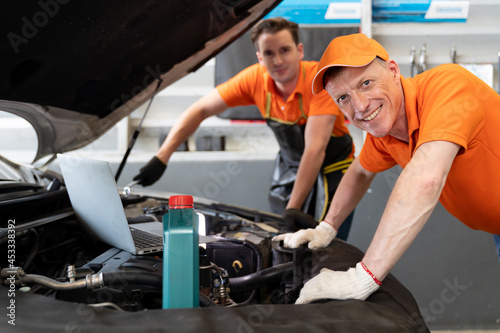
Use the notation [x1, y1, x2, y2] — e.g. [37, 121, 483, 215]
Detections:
[114, 78, 163, 182]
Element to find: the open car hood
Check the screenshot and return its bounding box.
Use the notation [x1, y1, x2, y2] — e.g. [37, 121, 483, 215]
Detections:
[0, 0, 281, 162]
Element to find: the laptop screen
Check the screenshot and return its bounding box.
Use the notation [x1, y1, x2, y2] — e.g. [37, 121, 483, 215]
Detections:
[58, 154, 137, 254]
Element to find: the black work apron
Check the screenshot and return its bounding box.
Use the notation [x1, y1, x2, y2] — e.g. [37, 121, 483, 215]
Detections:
[266, 92, 353, 221]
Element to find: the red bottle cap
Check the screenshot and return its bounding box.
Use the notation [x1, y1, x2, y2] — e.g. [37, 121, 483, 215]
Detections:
[169, 195, 194, 209]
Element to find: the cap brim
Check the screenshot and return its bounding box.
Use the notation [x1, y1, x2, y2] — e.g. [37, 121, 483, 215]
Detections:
[312, 55, 379, 95]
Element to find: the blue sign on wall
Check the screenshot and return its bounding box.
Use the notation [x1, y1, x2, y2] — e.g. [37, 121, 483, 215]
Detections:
[265, 0, 362, 24]
[373, 0, 469, 23]
[265, 0, 469, 24]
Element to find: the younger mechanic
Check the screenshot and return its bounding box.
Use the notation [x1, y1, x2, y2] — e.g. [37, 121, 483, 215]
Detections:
[133, 18, 355, 239]
[274, 33, 500, 303]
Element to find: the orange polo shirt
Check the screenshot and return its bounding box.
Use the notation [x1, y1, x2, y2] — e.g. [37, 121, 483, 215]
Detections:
[216, 61, 349, 137]
[359, 64, 500, 234]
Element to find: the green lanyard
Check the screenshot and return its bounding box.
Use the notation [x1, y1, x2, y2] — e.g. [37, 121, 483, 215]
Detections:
[264, 65, 307, 125]
[265, 92, 306, 125]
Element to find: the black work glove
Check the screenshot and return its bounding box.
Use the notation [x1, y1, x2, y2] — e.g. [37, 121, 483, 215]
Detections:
[283, 208, 318, 231]
[133, 156, 167, 186]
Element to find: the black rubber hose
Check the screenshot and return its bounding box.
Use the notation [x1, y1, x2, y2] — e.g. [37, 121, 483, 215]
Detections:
[102, 272, 162, 288]
[103, 272, 218, 308]
[229, 262, 293, 293]
[101, 263, 293, 304]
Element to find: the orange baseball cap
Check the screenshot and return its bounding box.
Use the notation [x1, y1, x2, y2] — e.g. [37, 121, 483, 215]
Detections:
[312, 33, 389, 95]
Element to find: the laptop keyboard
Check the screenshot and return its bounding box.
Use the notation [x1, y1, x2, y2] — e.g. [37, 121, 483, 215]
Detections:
[130, 228, 163, 248]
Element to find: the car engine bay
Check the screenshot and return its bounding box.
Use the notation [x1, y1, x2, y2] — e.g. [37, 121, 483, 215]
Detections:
[0, 157, 430, 332]
[0, 173, 298, 311]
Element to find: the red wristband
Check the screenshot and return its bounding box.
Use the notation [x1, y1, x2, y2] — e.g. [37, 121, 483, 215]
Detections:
[360, 262, 382, 286]
[321, 220, 336, 232]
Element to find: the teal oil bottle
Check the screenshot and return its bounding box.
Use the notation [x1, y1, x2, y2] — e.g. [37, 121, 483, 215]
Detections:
[163, 195, 199, 308]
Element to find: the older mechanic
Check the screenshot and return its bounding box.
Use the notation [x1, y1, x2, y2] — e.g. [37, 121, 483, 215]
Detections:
[274, 33, 500, 303]
[133, 18, 355, 239]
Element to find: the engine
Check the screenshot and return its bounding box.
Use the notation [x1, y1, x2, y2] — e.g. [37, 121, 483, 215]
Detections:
[1, 195, 296, 311]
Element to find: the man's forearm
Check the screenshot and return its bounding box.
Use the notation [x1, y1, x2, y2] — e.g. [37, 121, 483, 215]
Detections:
[362, 141, 460, 281]
[287, 115, 335, 210]
[362, 165, 442, 281]
[155, 89, 229, 164]
[324, 158, 375, 230]
[156, 110, 204, 164]
[286, 149, 324, 209]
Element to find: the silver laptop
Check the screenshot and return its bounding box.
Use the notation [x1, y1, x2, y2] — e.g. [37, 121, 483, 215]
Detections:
[58, 154, 164, 255]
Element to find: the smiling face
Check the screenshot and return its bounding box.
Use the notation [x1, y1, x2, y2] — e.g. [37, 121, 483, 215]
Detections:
[324, 58, 407, 141]
[256, 29, 304, 88]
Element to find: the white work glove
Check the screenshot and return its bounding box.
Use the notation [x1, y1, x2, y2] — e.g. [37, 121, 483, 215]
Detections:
[295, 262, 381, 304]
[272, 221, 337, 250]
